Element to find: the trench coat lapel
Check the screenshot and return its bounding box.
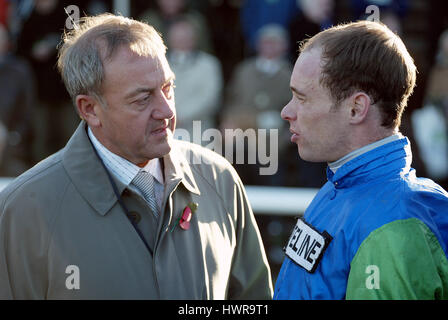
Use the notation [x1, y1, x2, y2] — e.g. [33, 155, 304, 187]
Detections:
[163, 142, 201, 196]
[62, 122, 201, 217]
[62, 121, 120, 216]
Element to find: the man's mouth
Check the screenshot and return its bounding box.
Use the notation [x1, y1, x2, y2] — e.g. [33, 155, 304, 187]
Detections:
[290, 128, 300, 142]
[151, 123, 169, 135]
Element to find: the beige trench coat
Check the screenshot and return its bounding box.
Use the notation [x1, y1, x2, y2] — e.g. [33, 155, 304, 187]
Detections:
[0, 122, 273, 299]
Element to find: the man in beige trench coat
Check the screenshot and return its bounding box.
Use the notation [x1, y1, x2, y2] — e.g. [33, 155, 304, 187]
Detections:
[0, 14, 273, 299]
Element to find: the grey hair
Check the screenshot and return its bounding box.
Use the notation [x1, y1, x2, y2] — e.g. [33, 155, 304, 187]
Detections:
[57, 13, 167, 108]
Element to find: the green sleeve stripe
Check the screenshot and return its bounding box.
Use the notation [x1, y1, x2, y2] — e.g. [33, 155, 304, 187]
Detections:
[346, 218, 448, 300]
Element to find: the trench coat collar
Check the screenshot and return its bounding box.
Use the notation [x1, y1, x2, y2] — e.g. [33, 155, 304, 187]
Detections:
[163, 141, 201, 197]
[62, 121, 201, 216]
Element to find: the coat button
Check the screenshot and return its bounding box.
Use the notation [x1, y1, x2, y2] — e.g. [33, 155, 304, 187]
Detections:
[128, 211, 141, 223]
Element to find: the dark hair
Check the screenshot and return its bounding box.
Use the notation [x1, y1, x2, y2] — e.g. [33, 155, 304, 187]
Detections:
[299, 20, 417, 128]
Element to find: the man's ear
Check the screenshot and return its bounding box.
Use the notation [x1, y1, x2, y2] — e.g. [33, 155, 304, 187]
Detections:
[76, 95, 102, 128]
[349, 92, 371, 124]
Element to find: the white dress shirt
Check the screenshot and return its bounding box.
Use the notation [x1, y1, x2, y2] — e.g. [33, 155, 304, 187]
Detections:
[87, 127, 164, 209]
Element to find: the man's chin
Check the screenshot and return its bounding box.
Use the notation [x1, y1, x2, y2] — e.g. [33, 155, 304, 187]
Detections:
[298, 150, 326, 163]
[298, 147, 317, 163]
[153, 139, 173, 159]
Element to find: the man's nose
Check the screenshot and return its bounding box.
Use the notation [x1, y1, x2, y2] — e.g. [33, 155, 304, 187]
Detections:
[281, 100, 295, 121]
[153, 92, 175, 120]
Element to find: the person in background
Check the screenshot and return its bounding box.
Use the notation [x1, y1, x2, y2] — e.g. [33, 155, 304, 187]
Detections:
[167, 17, 223, 140]
[275, 21, 448, 299]
[288, 0, 334, 62]
[139, 0, 213, 54]
[0, 0, 10, 26]
[349, 0, 407, 35]
[240, 0, 299, 54]
[0, 23, 35, 176]
[412, 29, 448, 187]
[0, 13, 273, 299]
[16, 0, 78, 160]
[221, 24, 292, 186]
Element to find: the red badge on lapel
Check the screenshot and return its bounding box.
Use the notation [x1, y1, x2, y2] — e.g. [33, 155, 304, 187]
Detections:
[171, 202, 198, 232]
[179, 206, 192, 230]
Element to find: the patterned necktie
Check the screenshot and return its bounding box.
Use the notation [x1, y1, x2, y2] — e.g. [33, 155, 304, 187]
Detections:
[131, 171, 159, 216]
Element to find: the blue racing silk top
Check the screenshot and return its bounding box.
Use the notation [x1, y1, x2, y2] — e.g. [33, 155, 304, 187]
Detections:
[274, 137, 448, 299]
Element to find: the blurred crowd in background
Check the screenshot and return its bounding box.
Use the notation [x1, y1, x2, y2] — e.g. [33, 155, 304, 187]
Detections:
[1, 0, 448, 278]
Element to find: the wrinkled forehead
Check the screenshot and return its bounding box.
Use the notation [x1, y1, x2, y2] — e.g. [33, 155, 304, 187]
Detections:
[103, 45, 173, 88]
[291, 47, 323, 89]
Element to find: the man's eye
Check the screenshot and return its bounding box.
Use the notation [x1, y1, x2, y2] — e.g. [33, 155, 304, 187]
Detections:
[136, 95, 151, 105]
[293, 94, 305, 103]
[297, 95, 306, 103]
